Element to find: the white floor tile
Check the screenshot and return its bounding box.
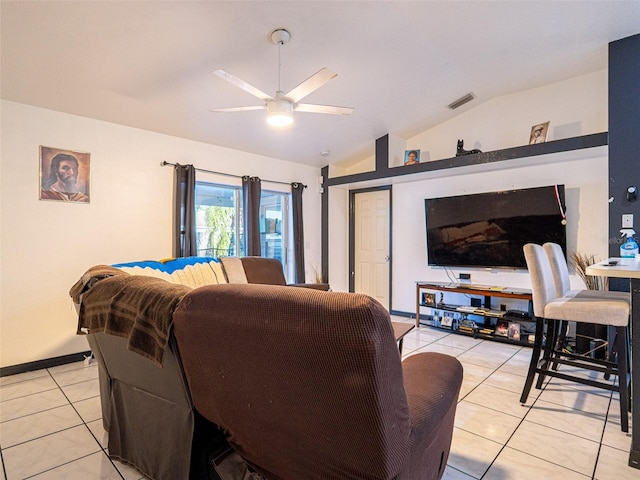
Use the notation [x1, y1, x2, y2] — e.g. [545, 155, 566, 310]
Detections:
[27, 452, 124, 480]
[411, 343, 467, 357]
[507, 420, 599, 477]
[537, 382, 613, 418]
[433, 333, 482, 350]
[112, 458, 147, 480]
[463, 384, 532, 418]
[454, 400, 523, 444]
[495, 356, 531, 377]
[60, 379, 100, 403]
[0, 369, 49, 387]
[469, 341, 523, 359]
[50, 365, 99, 387]
[47, 360, 92, 376]
[86, 419, 108, 448]
[0, 388, 69, 422]
[407, 326, 450, 342]
[484, 446, 591, 480]
[399, 335, 434, 354]
[73, 396, 103, 424]
[457, 349, 510, 370]
[442, 465, 478, 479]
[458, 360, 496, 384]
[525, 398, 606, 442]
[0, 375, 57, 402]
[2, 425, 101, 479]
[0, 404, 82, 448]
[483, 369, 530, 395]
[601, 416, 633, 452]
[458, 379, 480, 401]
[447, 427, 503, 478]
[594, 444, 640, 480]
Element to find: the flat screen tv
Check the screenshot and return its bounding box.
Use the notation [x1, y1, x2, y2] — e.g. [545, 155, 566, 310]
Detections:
[425, 185, 566, 269]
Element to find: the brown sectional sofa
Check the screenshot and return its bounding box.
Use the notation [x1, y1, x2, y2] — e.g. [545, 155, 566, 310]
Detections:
[71, 256, 462, 480]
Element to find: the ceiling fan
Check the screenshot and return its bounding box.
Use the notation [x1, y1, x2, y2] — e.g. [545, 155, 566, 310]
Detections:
[211, 28, 354, 127]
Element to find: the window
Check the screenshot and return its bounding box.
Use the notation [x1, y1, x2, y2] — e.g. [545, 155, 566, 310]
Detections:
[195, 181, 291, 278]
[195, 183, 241, 257]
[260, 190, 289, 270]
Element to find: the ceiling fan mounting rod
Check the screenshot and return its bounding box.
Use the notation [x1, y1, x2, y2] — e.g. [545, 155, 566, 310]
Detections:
[277, 39, 282, 93]
[270, 28, 291, 97]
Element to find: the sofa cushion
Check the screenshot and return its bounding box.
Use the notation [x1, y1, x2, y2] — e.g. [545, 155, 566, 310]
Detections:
[240, 257, 287, 285]
[219, 257, 248, 283]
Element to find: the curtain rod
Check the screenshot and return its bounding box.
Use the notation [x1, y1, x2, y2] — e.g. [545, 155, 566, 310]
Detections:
[160, 161, 306, 188]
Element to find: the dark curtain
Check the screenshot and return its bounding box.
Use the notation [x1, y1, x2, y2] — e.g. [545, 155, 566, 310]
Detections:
[242, 176, 261, 256]
[291, 182, 305, 283]
[173, 164, 197, 257]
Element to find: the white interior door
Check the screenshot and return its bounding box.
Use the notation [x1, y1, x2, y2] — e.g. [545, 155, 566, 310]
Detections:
[354, 189, 390, 308]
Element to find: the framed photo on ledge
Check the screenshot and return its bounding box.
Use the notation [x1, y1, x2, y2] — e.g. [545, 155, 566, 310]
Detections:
[529, 121, 550, 145]
[404, 149, 420, 165]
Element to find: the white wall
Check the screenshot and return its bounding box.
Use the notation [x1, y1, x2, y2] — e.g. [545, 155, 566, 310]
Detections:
[391, 151, 608, 314]
[328, 70, 610, 314]
[407, 70, 608, 160]
[0, 101, 322, 368]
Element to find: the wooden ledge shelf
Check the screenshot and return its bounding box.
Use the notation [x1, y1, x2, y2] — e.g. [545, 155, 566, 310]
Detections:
[324, 132, 608, 187]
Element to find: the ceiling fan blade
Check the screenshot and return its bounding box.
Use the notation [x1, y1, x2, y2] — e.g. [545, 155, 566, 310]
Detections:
[284, 68, 337, 103]
[210, 106, 266, 113]
[295, 103, 354, 115]
[213, 69, 273, 101]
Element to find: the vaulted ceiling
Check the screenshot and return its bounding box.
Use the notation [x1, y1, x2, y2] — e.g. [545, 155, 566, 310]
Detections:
[2, 1, 639, 168]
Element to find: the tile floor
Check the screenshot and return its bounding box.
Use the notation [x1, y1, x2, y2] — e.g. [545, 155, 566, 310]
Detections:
[0, 316, 636, 479]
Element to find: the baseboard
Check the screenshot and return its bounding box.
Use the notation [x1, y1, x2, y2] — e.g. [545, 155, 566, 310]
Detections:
[0, 351, 92, 377]
[390, 309, 414, 318]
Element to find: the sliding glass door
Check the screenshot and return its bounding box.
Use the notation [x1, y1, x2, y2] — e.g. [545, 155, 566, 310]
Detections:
[195, 181, 291, 278]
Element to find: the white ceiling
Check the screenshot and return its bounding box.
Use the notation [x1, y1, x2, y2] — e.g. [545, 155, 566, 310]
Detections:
[2, 1, 639, 168]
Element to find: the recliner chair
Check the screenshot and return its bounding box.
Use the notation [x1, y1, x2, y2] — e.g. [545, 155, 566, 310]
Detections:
[173, 283, 463, 480]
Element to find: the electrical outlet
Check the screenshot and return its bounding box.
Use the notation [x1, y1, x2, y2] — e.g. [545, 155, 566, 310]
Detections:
[623, 214, 634, 228]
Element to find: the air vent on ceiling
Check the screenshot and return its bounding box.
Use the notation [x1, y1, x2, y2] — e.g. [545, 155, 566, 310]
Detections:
[448, 93, 475, 110]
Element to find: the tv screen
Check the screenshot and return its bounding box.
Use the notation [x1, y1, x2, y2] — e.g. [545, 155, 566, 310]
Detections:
[425, 185, 566, 269]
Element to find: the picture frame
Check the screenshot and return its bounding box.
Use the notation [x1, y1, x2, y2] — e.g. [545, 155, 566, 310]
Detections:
[440, 315, 454, 329]
[422, 292, 436, 306]
[495, 319, 509, 337]
[508, 322, 521, 341]
[40, 146, 91, 203]
[404, 149, 420, 165]
[529, 121, 550, 145]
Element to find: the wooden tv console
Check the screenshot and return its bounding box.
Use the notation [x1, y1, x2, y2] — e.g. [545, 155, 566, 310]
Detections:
[415, 281, 533, 346]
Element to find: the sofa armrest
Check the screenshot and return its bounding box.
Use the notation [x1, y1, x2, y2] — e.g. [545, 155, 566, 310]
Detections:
[287, 283, 331, 291]
[399, 352, 463, 480]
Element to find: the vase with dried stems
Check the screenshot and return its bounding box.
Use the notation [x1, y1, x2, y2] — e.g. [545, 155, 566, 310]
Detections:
[570, 252, 606, 290]
[570, 252, 610, 358]
[310, 265, 323, 284]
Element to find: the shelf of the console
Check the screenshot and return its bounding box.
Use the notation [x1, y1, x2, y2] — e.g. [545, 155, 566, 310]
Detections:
[419, 303, 508, 319]
[416, 281, 532, 300]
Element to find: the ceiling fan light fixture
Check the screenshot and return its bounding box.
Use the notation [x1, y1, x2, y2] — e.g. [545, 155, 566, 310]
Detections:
[266, 98, 293, 127]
